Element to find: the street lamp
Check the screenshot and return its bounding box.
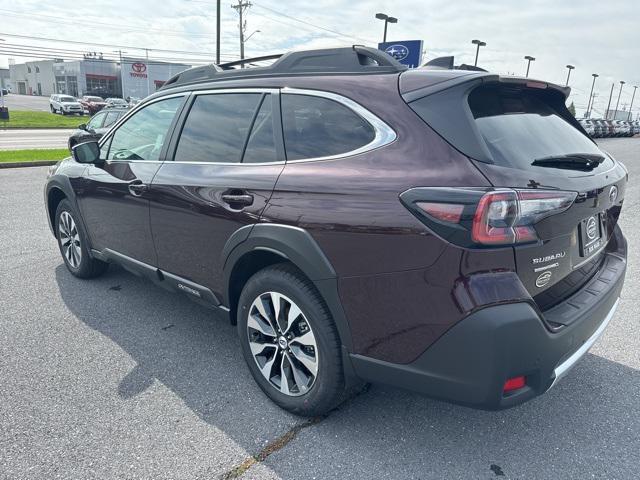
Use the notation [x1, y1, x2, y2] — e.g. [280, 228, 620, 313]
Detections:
[565, 64, 575, 86]
[628, 85, 637, 121]
[587, 73, 598, 118]
[524, 55, 535, 77]
[471, 39, 486, 67]
[245, 30, 260, 42]
[375, 13, 398, 43]
[614, 80, 625, 119]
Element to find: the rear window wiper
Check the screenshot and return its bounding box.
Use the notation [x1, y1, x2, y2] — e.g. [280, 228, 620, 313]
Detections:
[531, 153, 605, 170]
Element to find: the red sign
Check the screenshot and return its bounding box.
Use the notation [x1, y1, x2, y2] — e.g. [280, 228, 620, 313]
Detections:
[130, 62, 148, 78]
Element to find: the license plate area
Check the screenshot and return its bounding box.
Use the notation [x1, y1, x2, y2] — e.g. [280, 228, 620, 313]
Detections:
[579, 213, 603, 257]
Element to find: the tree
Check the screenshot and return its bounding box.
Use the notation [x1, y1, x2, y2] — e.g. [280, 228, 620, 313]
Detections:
[568, 101, 576, 117]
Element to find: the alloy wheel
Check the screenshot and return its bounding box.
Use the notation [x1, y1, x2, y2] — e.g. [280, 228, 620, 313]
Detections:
[247, 291, 319, 396]
[58, 211, 82, 268]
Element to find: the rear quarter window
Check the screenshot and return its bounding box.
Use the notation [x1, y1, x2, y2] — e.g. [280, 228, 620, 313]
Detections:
[281, 94, 375, 160]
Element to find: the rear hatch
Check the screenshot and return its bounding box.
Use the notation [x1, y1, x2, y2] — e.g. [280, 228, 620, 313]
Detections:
[401, 70, 627, 310]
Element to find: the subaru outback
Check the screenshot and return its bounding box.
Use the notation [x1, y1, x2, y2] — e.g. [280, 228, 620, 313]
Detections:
[45, 46, 627, 416]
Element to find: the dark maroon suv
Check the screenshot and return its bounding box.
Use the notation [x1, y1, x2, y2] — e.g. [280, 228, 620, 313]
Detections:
[44, 46, 627, 416]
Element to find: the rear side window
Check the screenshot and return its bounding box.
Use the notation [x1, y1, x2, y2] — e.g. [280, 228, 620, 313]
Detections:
[174, 93, 263, 163]
[281, 94, 375, 160]
[468, 86, 609, 171]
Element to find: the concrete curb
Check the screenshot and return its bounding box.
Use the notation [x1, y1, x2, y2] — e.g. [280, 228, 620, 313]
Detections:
[0, 160, 58, 169]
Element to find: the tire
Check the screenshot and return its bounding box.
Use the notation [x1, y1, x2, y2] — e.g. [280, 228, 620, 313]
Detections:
[55, 199, 108, 279]
[50, 105, 54, 113]
[237, 264, 346, 416]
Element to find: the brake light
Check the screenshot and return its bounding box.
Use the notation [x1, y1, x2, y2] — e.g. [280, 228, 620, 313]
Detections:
[472, 189, 576, 245]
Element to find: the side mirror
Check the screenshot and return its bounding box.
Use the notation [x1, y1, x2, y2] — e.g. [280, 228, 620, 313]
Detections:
[72, 141, 101, 164]
[78, 123, 87, 131]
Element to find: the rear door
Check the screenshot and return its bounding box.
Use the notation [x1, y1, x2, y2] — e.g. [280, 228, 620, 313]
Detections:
[149, 89, 284, 300]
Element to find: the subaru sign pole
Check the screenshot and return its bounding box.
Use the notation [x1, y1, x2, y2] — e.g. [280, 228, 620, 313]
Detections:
[378, 40, 423, 68]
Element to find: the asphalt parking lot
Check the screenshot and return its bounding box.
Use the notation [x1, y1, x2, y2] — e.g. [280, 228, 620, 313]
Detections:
[0, 128, 74, 150]
[0, 93, 51, 111]
[1, 137, 638, 480]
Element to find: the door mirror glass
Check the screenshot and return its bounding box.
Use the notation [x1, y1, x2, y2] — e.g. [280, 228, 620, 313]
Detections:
[73, 141, 101, 164]
[78, 123, 87, 131]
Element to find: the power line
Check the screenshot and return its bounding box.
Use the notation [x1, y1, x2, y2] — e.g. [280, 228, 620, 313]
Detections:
[0, 32, 237, 58]
[251, 2, 375, 44]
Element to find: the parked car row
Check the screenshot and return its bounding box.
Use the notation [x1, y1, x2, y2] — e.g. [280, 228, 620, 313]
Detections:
[50, 94, 135, 115]
[578, 118, 639, 138]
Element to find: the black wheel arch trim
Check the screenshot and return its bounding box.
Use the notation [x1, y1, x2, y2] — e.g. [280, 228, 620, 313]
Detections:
[222, 223, 353, 351]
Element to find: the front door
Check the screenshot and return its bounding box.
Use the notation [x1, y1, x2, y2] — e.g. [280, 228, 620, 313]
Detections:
[149, 90, 284, 299]
[76, 95, 186, 265]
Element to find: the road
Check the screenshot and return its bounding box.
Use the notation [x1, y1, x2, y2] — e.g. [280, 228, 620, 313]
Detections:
[0, 128, 74, 150]
[0, 93, 51, 111]
[0, 138, 638, 480]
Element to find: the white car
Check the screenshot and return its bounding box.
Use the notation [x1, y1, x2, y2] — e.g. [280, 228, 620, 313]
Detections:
[49, 94, 84, 115]
[579, 118, 596, 137]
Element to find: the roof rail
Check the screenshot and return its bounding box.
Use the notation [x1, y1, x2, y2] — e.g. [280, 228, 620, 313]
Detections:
[160, 45, 407, 90]
[423, 56, 488, 72]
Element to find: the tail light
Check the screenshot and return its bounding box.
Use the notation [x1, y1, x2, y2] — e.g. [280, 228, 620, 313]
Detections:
[402, 187, 576, 247]
[471, 190, 576, 245]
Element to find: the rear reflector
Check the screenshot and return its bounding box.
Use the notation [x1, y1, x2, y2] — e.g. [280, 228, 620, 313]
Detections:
[503, 376, 526, 393]
[416, 202, 464, 224]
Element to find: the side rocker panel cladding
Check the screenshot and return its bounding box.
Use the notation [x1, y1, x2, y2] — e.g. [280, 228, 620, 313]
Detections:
[222, 223, 352, 350]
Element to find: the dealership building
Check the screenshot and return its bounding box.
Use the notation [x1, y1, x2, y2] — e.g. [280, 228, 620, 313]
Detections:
[9, 57, 190, 99]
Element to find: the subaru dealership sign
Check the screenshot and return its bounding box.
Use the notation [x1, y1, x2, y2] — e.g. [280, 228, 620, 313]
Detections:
[378, 40, 424, 68]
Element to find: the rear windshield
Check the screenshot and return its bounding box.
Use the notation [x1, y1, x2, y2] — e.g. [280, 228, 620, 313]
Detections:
[468, 86, 611, 171]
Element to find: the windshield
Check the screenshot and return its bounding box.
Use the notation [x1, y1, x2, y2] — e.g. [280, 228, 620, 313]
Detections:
[60, 96, 76, 103]
[86, 96, 103, 102]
[468, 86, 611, 172]
[108, 98, 127, 104]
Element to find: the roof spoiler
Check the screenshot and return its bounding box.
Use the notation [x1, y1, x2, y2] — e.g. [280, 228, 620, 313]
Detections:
[423, 56, 488, 72]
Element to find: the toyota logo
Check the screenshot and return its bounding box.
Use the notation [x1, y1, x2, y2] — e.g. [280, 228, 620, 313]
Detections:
[586, 217, 598, 240]
[384, 44, 409, 61]
[131, 62, 147, 73]
[609, 185, 618, 204]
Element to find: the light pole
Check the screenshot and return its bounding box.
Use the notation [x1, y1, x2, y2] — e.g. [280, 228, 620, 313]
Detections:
[471, 39, 486, 67]
[628, 85, 637, 121]
[113, 50, 127, 98]
[375, 13, 398, 43]
[605, 83, 615, 119]
[614, 80, 625, 119]
[216, 0, 221, 64]
[565, 64, 575, 86]
[587, 73, 598, 118]
[524, 55, 535, 77]
[0, 38, 5, 108]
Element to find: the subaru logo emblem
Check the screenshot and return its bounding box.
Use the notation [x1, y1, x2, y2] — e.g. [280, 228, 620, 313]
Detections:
[384, 44, 409, 61]
[535, 271, 552, 288]
[586, 217, 598, 240]
[609, 185, 618, 204]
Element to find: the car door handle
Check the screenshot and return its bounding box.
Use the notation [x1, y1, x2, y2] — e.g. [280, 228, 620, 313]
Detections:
[128, 181, 148, 197]
[221, 193, 254, 207]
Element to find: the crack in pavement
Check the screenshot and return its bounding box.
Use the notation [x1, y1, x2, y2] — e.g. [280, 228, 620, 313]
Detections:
[219, 384, 371, 480]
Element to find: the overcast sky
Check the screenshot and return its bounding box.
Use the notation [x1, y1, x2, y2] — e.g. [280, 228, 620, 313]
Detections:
[1, 0, 638, 116]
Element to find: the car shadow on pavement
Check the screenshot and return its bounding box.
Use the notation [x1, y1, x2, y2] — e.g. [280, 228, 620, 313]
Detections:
[55, 263, 640, 479]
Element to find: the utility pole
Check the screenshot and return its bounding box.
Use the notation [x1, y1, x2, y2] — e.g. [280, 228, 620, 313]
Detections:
[145, 48, 150, 98]
[614, 80, 625, 119]
[216, 0, 221, 64]
[628, 85, 637, 121]
[605, 83, 614, 120]
[587, 73, 598, 118]
[231, 0, 252, 64]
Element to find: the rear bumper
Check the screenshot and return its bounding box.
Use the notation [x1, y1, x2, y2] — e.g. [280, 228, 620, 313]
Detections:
[350, 230, 627, 410]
